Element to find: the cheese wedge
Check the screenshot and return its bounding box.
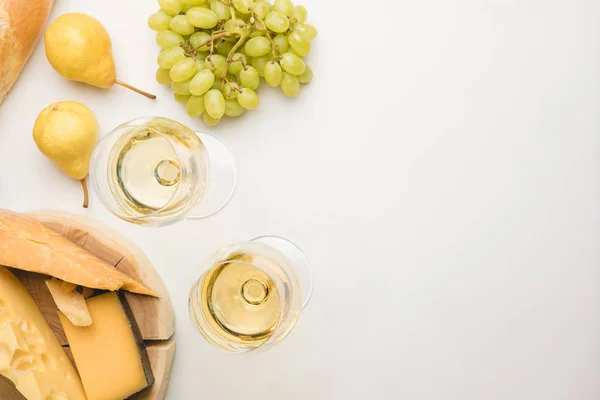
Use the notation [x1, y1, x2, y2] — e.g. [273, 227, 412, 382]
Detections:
[59, 292, 154, 400]
[0, 266, 86, 400]
[0, 210, 157, 297]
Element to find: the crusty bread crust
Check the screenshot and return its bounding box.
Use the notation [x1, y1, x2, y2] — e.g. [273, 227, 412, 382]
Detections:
[0, 0, 53, 105]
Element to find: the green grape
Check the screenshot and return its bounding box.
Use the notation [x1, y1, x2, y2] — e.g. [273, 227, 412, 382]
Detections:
[272, 0, 294, 17]
[210, 0, 231, 20]
[224, 18, 246, 34]
[272, 34, 289, 54]
[265, 11, 290, 33]
[222, 81, 240, 99]
[174, 93, 191, 104]
[237, 88, 259, 109]
[232, 0, 254, 14]
[189, 69, 215, 95]
[187, 7, 218, 28]
[251, 55, 268, 77]
[280, 72, 299, 97]
[190, 32, 211, 50]
[159, 0, 183, 16]
[171, 79, 192, 95]
[156, 30, 183, 49]
[170, 58, 197, 82]
[196, 51, 210, 61]
[224, 98, 245, 117]
[205, 54, 228, 77]
[288, 30, 310, 56]
[264, 61, 282, 87]
[186, 95, 205, 117]
[253, 0, 271, 19]
[249, 28, 267, 38]
[297, 64, 313, 84]
[211, 78, 224, 90]
[240, 66, 259, 90]
[295, 23, 317, 41]
[280, 52, 305, 75]
[195, 58, 208, 71]
[158, 47, 186, 69]
[228, 53, 246, 74]
[217, 41, 235, 57]
[204, 89, 226, 119]
[293, 5, 307, 23]
[287, 47, 297, 56]
[156, 68, 172, 85]
[170, 15, 196, 35]
[182, 0, 207, 4]
[203, 112, 221, 126]
[244, 37, 271, 57]
[148, 11, 172, 31]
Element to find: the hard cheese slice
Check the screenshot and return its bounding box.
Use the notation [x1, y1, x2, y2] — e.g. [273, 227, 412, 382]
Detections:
[59, 291, 154, 400]
[46, 278, 92, 327]
[0, 266, 86, 400]
[0, 210, 157, 297]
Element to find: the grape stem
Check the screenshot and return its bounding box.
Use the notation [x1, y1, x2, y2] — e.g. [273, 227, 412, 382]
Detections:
[227, 32, 249, 62]
[196, 31, 234, 51]
[222, 75, 241, 92]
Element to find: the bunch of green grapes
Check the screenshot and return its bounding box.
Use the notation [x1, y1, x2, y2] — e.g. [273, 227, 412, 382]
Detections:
[148, 0, 317, 126]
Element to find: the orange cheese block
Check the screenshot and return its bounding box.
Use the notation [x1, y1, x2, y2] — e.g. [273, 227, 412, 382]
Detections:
[0, 210, 157, 297]
[59, 292, 154, 400]
[0, 266, 87, 400]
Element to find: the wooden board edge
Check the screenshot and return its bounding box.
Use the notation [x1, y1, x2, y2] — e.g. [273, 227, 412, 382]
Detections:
[0, 375, 26, 400]
[132, 340, 177, 400]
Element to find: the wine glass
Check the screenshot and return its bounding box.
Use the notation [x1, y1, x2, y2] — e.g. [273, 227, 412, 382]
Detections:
[90, 117, 236, 226]
[189, 236, 314, 352]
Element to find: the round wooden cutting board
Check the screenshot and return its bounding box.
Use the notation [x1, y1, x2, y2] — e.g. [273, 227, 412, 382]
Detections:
[12, 210, 176, 400]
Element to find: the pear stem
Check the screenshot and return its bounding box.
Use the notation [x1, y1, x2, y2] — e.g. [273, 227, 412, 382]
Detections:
[115, 79, 156, 99]
[81, 178, 89, 209]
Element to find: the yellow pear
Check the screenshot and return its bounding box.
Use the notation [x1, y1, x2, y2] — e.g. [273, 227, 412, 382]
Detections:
[44, 13, 155, 99]
[33, 101, 99, 208]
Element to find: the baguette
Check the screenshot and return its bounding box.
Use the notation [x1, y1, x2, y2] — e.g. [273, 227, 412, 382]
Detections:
[0, 0, 54, 105]
[0, 210, 158, 297]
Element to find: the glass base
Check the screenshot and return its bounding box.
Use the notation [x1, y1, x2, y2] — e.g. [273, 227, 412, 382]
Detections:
[251, 236, 314, 309]
[188, 132, 237, 219]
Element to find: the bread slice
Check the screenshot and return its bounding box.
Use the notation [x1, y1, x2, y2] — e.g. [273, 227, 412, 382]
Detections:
[0, 0, 54, 104]
[0, 210, 158, 297]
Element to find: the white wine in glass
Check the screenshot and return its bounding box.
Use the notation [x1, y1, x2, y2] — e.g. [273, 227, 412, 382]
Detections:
[90, 117, 236, 225]
[189, 236, 314, 352]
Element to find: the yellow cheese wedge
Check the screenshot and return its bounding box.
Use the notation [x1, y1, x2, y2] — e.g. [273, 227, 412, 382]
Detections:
[59, 292, 154, 400]
[46, 278, 92, 327]
[0, 210, 157, 297]
[0, 266, 86, 400]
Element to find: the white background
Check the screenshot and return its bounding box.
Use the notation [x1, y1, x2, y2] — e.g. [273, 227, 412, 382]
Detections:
[1, 0, 599, 398]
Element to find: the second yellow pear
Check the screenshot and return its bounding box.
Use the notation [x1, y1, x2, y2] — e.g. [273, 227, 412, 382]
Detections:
[44, 13, 155, 99]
